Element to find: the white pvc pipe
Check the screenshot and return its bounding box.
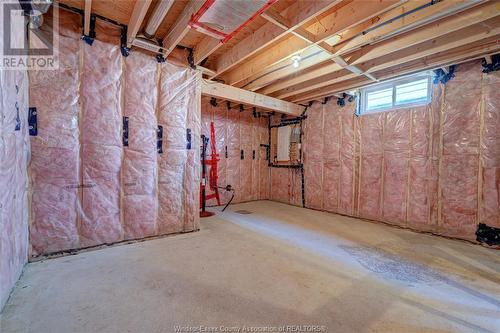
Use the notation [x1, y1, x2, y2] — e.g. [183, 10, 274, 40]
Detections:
[144, 0, 175, 39]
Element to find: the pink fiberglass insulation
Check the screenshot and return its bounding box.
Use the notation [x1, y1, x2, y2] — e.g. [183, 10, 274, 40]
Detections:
[240, 111, 253, 202]
[439, 62, 481, 238]
[304, 103, 324, 210]
[79, 40, 123, 247]
[157, 63, 200, 234]
[0, 1, 29, 309]
[0, 70, 29, 310]
[270, 59, 500, 242]
[122, 53, 158, 239]
[200, 100, 270, 205]
[481, 70, 500, 228]
[301, 102, 356, 214]
[183, 66, 201, 233]
[28, 12, 201, 256]
[226, 109, 241, 203]
[29, 16, 81, 255]
[258, 117, 270, 200]
[382, 110, 411, 225]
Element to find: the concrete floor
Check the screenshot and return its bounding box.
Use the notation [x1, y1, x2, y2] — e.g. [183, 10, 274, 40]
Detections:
[1, 201, 499, 333]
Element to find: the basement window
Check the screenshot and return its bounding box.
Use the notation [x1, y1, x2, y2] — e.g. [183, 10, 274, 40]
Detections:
[358, 73, 432, 115]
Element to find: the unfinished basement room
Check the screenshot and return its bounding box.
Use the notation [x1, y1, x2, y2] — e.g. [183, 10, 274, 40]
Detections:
[1, 0, 500, 332]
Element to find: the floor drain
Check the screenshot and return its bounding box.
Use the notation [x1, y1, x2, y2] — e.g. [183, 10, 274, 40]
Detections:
[235, 210, 252, 215]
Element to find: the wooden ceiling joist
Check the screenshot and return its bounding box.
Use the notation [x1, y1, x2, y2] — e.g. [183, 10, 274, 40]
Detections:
[258, 61, 343, 95]
[162, 0, 206, 57]
[346, 1, 500, 67]
[332, 0, 486, 55]
[220, 0, 403, 87]
[83, 0, 92, 36]
[211, 0, 344, 79]
[249, 0, 488, 96]
[256, 1, 498, 101]
[292, 37, 500, 103]
[358, 18, 500, 73]
[126, 0, 153, 47]
[193, 36, 221, 65]
[201, 80, 303, 116]
[277, 19, 500, 101]
[241, 47, 337, 91]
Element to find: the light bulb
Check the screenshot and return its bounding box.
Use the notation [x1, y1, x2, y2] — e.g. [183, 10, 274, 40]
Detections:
[291, 55, 301, 68]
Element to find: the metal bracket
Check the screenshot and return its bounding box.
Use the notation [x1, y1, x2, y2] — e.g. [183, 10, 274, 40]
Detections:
[187, 48, 195, 69]
[225, 146, 228, 158]
[186, 128, 192, 149]
[15, 102, 21, 131]
[28, 107, 37, 136]
[252, 150, 256, 160]
[433, 65, 456, 84]
[240, 149, 244, 160]
[482, 54, 499, 73]
[260, 144, 270, 161]
[476, 223, 500, 246]
[156, 53, 166, 63]
[157, 125, 163, 154]
[81, 14, 96, 45]
[210, 97, 217, 107]
[122, 117, 129, 146]
[337, 95, 346, 107]
[120, 26, 130, 57]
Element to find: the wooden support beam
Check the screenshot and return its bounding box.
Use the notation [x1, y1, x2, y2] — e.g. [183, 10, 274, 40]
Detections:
[259, 10, 378, 89]
[262, 8, 499, 99]
[193, 36, 221, 65]
[346, 1, 500, 67]
[127, 0, 153, 47]
[286, 25, 500, 102]
[357, 18, 500, 73]
[485, 55, 493, 64]
[201, 80, 303, 115]
[333, 0, 485, 55]
[197, 65, 217, 77]
[242, 47, 336, 91]
[84, 0, 92, 36]
[292, 38, 500, 103]
[220, 0, 402, 86]
[258, 61, 341, 95]
[212, 0, 343, 78]
[261, 8, 318, 43]
[162, 0, 205, 57]
[248, 0, 485, 95]
[372, 38, 500, 80]
[274, 71, 358, 99]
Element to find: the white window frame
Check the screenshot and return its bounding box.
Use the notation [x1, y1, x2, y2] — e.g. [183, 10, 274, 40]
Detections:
[358, 73, 432, 115]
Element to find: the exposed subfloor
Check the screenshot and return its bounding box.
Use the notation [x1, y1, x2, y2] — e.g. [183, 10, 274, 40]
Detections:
[1, 201, 499, 333]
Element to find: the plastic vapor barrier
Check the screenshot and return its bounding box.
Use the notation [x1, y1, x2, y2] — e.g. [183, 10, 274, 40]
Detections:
[123, 52, 158, 239]
[80, 38, 123, 247]
[29, 14, 81, 254]
[201, 99, 270, 205]
[272, 60, 500, 242]
[29, 13, 200, 257]
[157, 63, 201, 234]
[0, 1, 29, 309]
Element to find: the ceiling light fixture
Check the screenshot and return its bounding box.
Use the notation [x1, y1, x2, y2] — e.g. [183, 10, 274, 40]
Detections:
[291, 55, 301, 68]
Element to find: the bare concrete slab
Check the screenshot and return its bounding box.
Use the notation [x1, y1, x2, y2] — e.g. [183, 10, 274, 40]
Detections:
[1, 201, 499, 333]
